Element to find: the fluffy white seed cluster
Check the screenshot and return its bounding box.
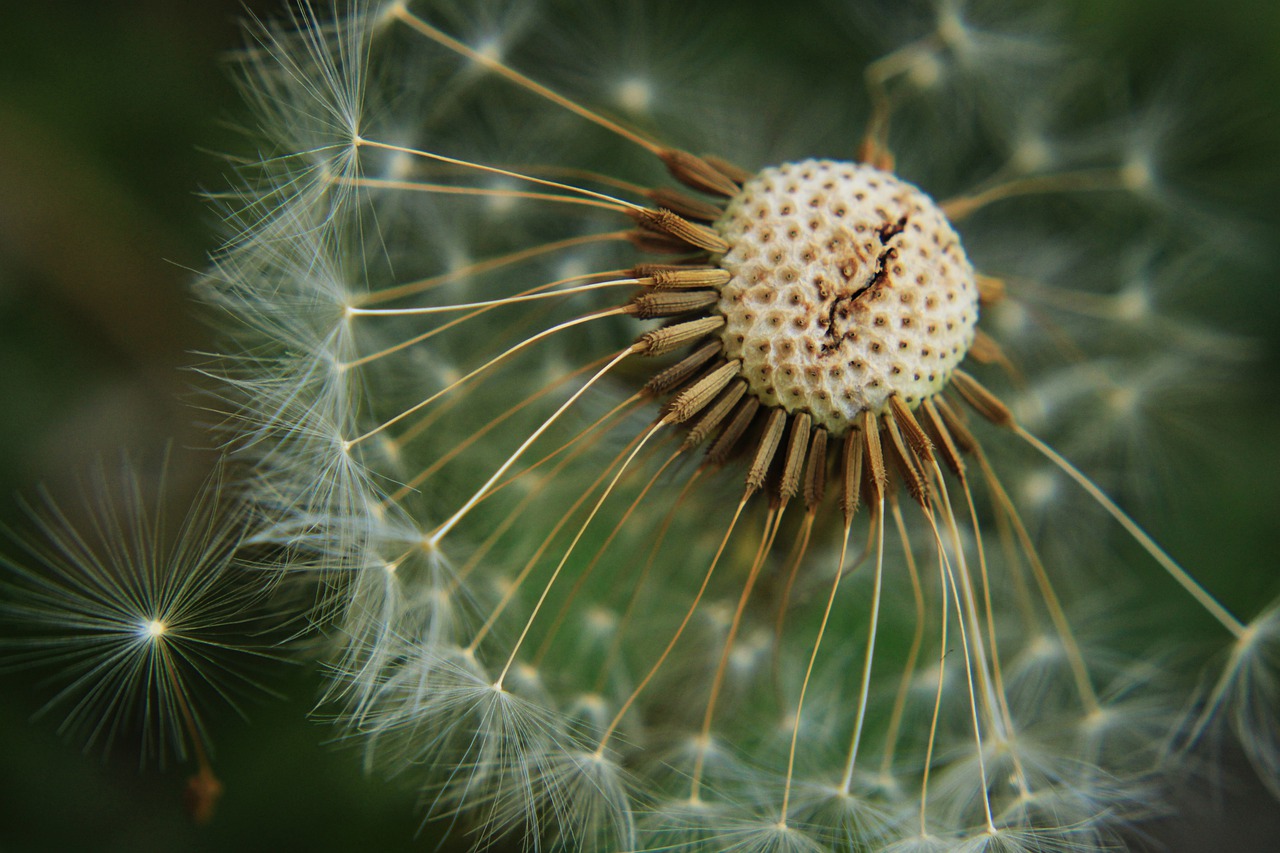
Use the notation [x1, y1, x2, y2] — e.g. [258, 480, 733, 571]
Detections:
[715, 159, 977, 431]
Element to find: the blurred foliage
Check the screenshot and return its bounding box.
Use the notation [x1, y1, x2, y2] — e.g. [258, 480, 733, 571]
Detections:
[0, 1, 1276, 851]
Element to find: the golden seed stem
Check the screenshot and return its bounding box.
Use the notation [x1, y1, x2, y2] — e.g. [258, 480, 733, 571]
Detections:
[644, 341, 722, 395]
[974, 451, 1103, 713]
[429, 344, 638, 544]
[645, 186, 725, 222]
[352, 307, 629, 445]
[631, 207, 731, 253]
[951, 369, 1015, 427]
[841, 497, 886, 787]
[664, 360, 742, 425]
[919, 398, 965, 479]
[494, 421, 669, 689]
[941, 167, 1134, 221]
[361, 231, 632, 306]
[934, 396, 979, 454]
[841, 428, 864, 521]
[348, 278, 638, 316]
[803, 428, 829, 510]
[862, 410, 887, 507]
[385, 355, 612, 505]
[331, 173, 630, 213]
[465, 408, 653, 651]
[634, 315, 724, 356]
[691, 505, 782, 800]
[592, 468, 705, 695]
[883, 410, 929, 508]
[879, 496, 927, 776]
[596, 494, 752, 753]
[641, 267, 732, 290]
[659, 149, 741, 198]
[746, 409, 788, 493]
[888, 395, 935, 464]
[781, 510, 852, 819]
[392, 7, 664, 156]
[356, 137, 644, 212]
[702, 154, 753, 185]
[1016, 426, 1247, 639]
[976, 273, 1006, 305]
[706, 396, 759, 466]
[629, 289, 719, 319]
[778, 412, 812, 504]
[683, 380, 747, 448]
[532, 447, 685, 667]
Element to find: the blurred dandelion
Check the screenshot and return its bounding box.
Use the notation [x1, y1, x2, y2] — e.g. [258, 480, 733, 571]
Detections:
[0, 457, 281, 824]
[190, 0, 1280, 850]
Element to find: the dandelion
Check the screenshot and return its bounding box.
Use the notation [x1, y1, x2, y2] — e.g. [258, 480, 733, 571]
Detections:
[0, 457, 281, 824]
[202, 1, 1278, 850]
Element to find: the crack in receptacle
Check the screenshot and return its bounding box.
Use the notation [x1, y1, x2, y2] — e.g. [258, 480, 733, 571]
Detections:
[820, 216, 908, 355]
[876, 215, 907, 244]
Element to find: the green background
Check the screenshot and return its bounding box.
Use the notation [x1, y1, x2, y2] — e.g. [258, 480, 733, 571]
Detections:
[1, 1, 1277, 850]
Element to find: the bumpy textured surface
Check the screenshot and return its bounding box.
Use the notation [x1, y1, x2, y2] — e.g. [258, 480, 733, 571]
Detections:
[714, 159, 978, 433]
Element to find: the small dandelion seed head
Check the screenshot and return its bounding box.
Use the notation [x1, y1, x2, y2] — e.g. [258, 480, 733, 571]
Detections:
[1, 457, 283, 769]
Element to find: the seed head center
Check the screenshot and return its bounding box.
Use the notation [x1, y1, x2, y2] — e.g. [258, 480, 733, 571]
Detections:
[713, 159, 978, 434]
